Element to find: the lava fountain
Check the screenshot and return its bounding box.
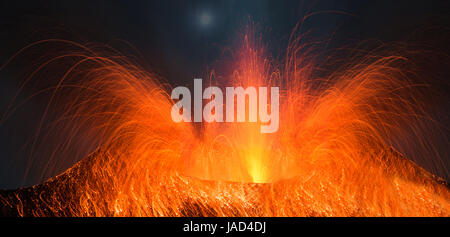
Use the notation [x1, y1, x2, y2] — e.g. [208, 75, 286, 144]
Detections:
[0, 25, 449, 216]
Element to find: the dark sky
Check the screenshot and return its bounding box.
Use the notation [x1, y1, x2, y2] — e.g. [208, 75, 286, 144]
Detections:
[0, 0, 449, 188]
[1, 0, 449, 84]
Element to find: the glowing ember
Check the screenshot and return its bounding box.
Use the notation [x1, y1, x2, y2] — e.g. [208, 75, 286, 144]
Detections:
[0, 25, 449, 217]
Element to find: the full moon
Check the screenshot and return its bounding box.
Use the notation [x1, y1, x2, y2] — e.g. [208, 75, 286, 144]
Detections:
[199, 11, 212, 27]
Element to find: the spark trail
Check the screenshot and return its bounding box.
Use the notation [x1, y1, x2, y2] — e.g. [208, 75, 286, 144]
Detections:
[0, 25, 449, 217]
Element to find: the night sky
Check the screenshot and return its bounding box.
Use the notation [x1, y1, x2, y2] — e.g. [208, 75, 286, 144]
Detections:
[0, 0, 449, 188]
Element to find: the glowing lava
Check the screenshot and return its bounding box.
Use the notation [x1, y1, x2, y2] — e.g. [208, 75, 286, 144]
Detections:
[0, 25, 449, 216]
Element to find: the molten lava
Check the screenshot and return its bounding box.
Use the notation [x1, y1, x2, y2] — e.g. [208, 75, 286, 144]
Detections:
[0, 25, 449, 216]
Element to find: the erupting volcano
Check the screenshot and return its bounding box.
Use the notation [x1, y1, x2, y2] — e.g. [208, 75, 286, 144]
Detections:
[0, 23, 449, 217]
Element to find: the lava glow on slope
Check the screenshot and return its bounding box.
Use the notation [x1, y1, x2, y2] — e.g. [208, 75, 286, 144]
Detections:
[0, 25, 449, 217]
